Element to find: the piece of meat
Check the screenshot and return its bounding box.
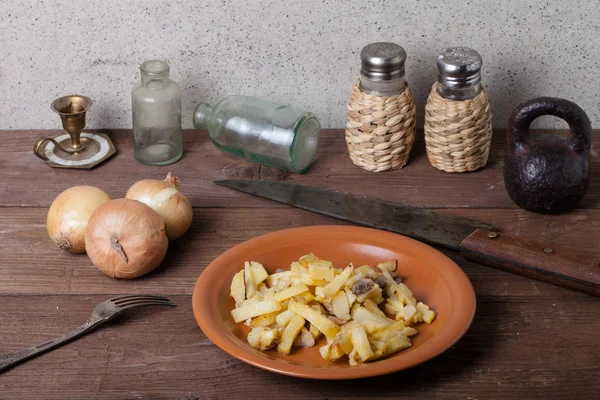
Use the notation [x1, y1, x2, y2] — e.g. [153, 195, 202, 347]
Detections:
[375, 274, 388, 288]
[351, 278, 374, 295]
[293, 327, 315, 348]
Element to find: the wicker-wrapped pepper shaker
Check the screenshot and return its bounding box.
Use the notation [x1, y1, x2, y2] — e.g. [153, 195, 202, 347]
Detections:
[424, 47, 492, 172]
[345, 42, 417, 172]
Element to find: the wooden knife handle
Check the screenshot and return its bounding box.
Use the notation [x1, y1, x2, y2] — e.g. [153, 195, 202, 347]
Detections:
[460, 229, 600, 296]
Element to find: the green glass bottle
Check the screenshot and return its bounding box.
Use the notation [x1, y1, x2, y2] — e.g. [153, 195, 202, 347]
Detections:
[193, 96, 320, 173]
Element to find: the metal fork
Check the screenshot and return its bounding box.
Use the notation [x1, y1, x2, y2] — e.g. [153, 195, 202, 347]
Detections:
[0, 295, 175, 374]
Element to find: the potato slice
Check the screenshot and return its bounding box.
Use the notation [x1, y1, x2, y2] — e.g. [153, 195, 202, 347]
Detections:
[291, 261, 308, 276]
[319, 342, 345, 361]
[277, 315, 305, 354]
[333, 330, 354, 355]
[257, 283, 269, 294]
[377, 259, 397, 272]
[244, 262, 258, 300]
[344, 288, 357, 307]
[249, 261, 269, 285]
[308, 260, 335, 282]
[331, 291, 350, 318]
[363, 299, 386, 318]
[395, 283, 416, 305]
[266, 271, 292, 288]
[230, 270, 246, 305]
[308, 323, 322, 339]
[322, 264, 354, 297]
[248, 327, 279, 351]
[232, 299, 281, 323]
[417, 302, 436, 324]
[299, 253, 319, 264]
[272, 284, 309, 302]
[351, 326, 374, 361]
[382, 334, 411, 356]
[250, 312, 278, 328]
[288, 300, 340, 340]
[300, 274, 329, 287]
[294, 291, 315, 304]
[275, 309, 296, 327]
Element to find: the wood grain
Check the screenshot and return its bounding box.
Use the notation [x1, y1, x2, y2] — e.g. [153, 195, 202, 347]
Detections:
[1, 129, 598, 209]
[1, 207, 599, 298]
[1, 129, 599, 399]
[0, 294, 598, 400]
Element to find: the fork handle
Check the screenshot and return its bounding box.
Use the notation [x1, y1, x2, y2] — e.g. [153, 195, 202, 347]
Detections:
[0, 320, 97, 374]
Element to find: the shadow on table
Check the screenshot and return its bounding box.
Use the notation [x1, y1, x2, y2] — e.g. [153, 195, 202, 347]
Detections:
[136, 208, 205, 280]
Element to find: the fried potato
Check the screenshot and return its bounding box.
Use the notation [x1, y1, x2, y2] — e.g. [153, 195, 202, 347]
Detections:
[322, 265, 354, 297]
[331, 290, 350, 319]
[244, 262, 257, 300]
[288, 300, 340, 340]
[351, 326, 374, 361]
[272, 284, 309, 302]
[230, 254, 435, 365]
[230, 270, 245, 305]
[277, 315, 305, 355]
[249, 261, 269, 285]
[231, 299, 281, 323]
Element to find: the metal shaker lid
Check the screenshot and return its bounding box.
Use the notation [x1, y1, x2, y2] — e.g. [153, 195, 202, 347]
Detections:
[437, 47, 482, 87]
[360, 42, 406, 81]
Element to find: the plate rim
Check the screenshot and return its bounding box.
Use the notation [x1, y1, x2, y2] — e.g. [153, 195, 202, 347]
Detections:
[192, 225, 476, 380]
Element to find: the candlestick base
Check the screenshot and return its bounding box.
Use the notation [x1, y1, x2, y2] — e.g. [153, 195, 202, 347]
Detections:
[35, 132, 116, 169]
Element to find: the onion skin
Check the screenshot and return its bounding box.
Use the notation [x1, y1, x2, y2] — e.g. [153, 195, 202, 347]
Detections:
[125, 173, 193, 241]
[84, 198, 169, 279]
[47, 186, 111, 253]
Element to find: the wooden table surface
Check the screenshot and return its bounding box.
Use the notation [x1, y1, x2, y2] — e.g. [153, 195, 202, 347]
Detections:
[1, 129, 599, 400]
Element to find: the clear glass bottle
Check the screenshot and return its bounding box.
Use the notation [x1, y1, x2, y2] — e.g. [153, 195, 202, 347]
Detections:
[132, 60, 183, 166]
[193, 96, 320, 173]
[435, 47, 483, 100]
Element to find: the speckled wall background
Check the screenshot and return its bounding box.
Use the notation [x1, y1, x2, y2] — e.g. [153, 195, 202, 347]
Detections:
[1, 0, 599, 129]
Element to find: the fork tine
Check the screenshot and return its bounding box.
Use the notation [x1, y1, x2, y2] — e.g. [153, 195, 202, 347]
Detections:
[115, 299, 176, 309]
[115, 300, 176, 313]
[110, 295, 172, 303]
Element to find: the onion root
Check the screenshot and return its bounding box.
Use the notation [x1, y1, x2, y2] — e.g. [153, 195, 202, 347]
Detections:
[55, 235, 73, 251]
[111, 235, 128, 262]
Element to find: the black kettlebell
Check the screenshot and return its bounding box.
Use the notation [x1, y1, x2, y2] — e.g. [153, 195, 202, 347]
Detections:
[504, 97, 592, 213]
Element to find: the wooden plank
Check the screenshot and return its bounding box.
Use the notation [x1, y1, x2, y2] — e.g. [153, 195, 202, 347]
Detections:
[2, 129, 599, 209]
[0, 294, 598, 399]
[1, 207, 598, 297]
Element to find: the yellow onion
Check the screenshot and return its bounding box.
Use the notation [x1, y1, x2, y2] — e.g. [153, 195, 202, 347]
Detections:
[84, 198, 168, 279]
[47, 186, 111, 253]
[125, 172, 193, 241]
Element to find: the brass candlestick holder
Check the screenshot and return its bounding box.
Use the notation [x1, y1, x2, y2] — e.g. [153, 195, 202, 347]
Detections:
[33, 95, 116, 169]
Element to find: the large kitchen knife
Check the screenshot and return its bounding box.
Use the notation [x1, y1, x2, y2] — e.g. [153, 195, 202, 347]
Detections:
[215, 180, 600, 297]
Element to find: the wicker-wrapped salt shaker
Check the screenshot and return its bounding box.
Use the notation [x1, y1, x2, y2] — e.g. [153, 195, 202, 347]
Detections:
[345, 43, 417, 172]
[424, 47, 492, 172]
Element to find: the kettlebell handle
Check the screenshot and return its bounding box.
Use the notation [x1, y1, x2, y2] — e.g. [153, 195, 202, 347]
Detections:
[508, 97, 591, 155]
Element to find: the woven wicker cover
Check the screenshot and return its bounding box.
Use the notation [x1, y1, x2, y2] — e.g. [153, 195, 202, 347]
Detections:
[345, 81, 416, 172]
[424, 83, 492, 173]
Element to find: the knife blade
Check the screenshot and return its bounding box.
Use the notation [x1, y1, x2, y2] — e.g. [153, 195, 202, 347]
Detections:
[216, 180, 600, 297]
[215, 179, 493, 250]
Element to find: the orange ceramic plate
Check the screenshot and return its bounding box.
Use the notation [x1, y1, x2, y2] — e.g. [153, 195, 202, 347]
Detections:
[192, 226, 475, 379]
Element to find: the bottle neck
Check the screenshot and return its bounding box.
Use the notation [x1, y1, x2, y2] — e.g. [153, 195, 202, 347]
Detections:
[140, 60, 171, 87]
[193, 103, 214, 129]
[359, 76, 406, 96]
[436, 83, 482, 100]
[141, 72, 169, 87]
